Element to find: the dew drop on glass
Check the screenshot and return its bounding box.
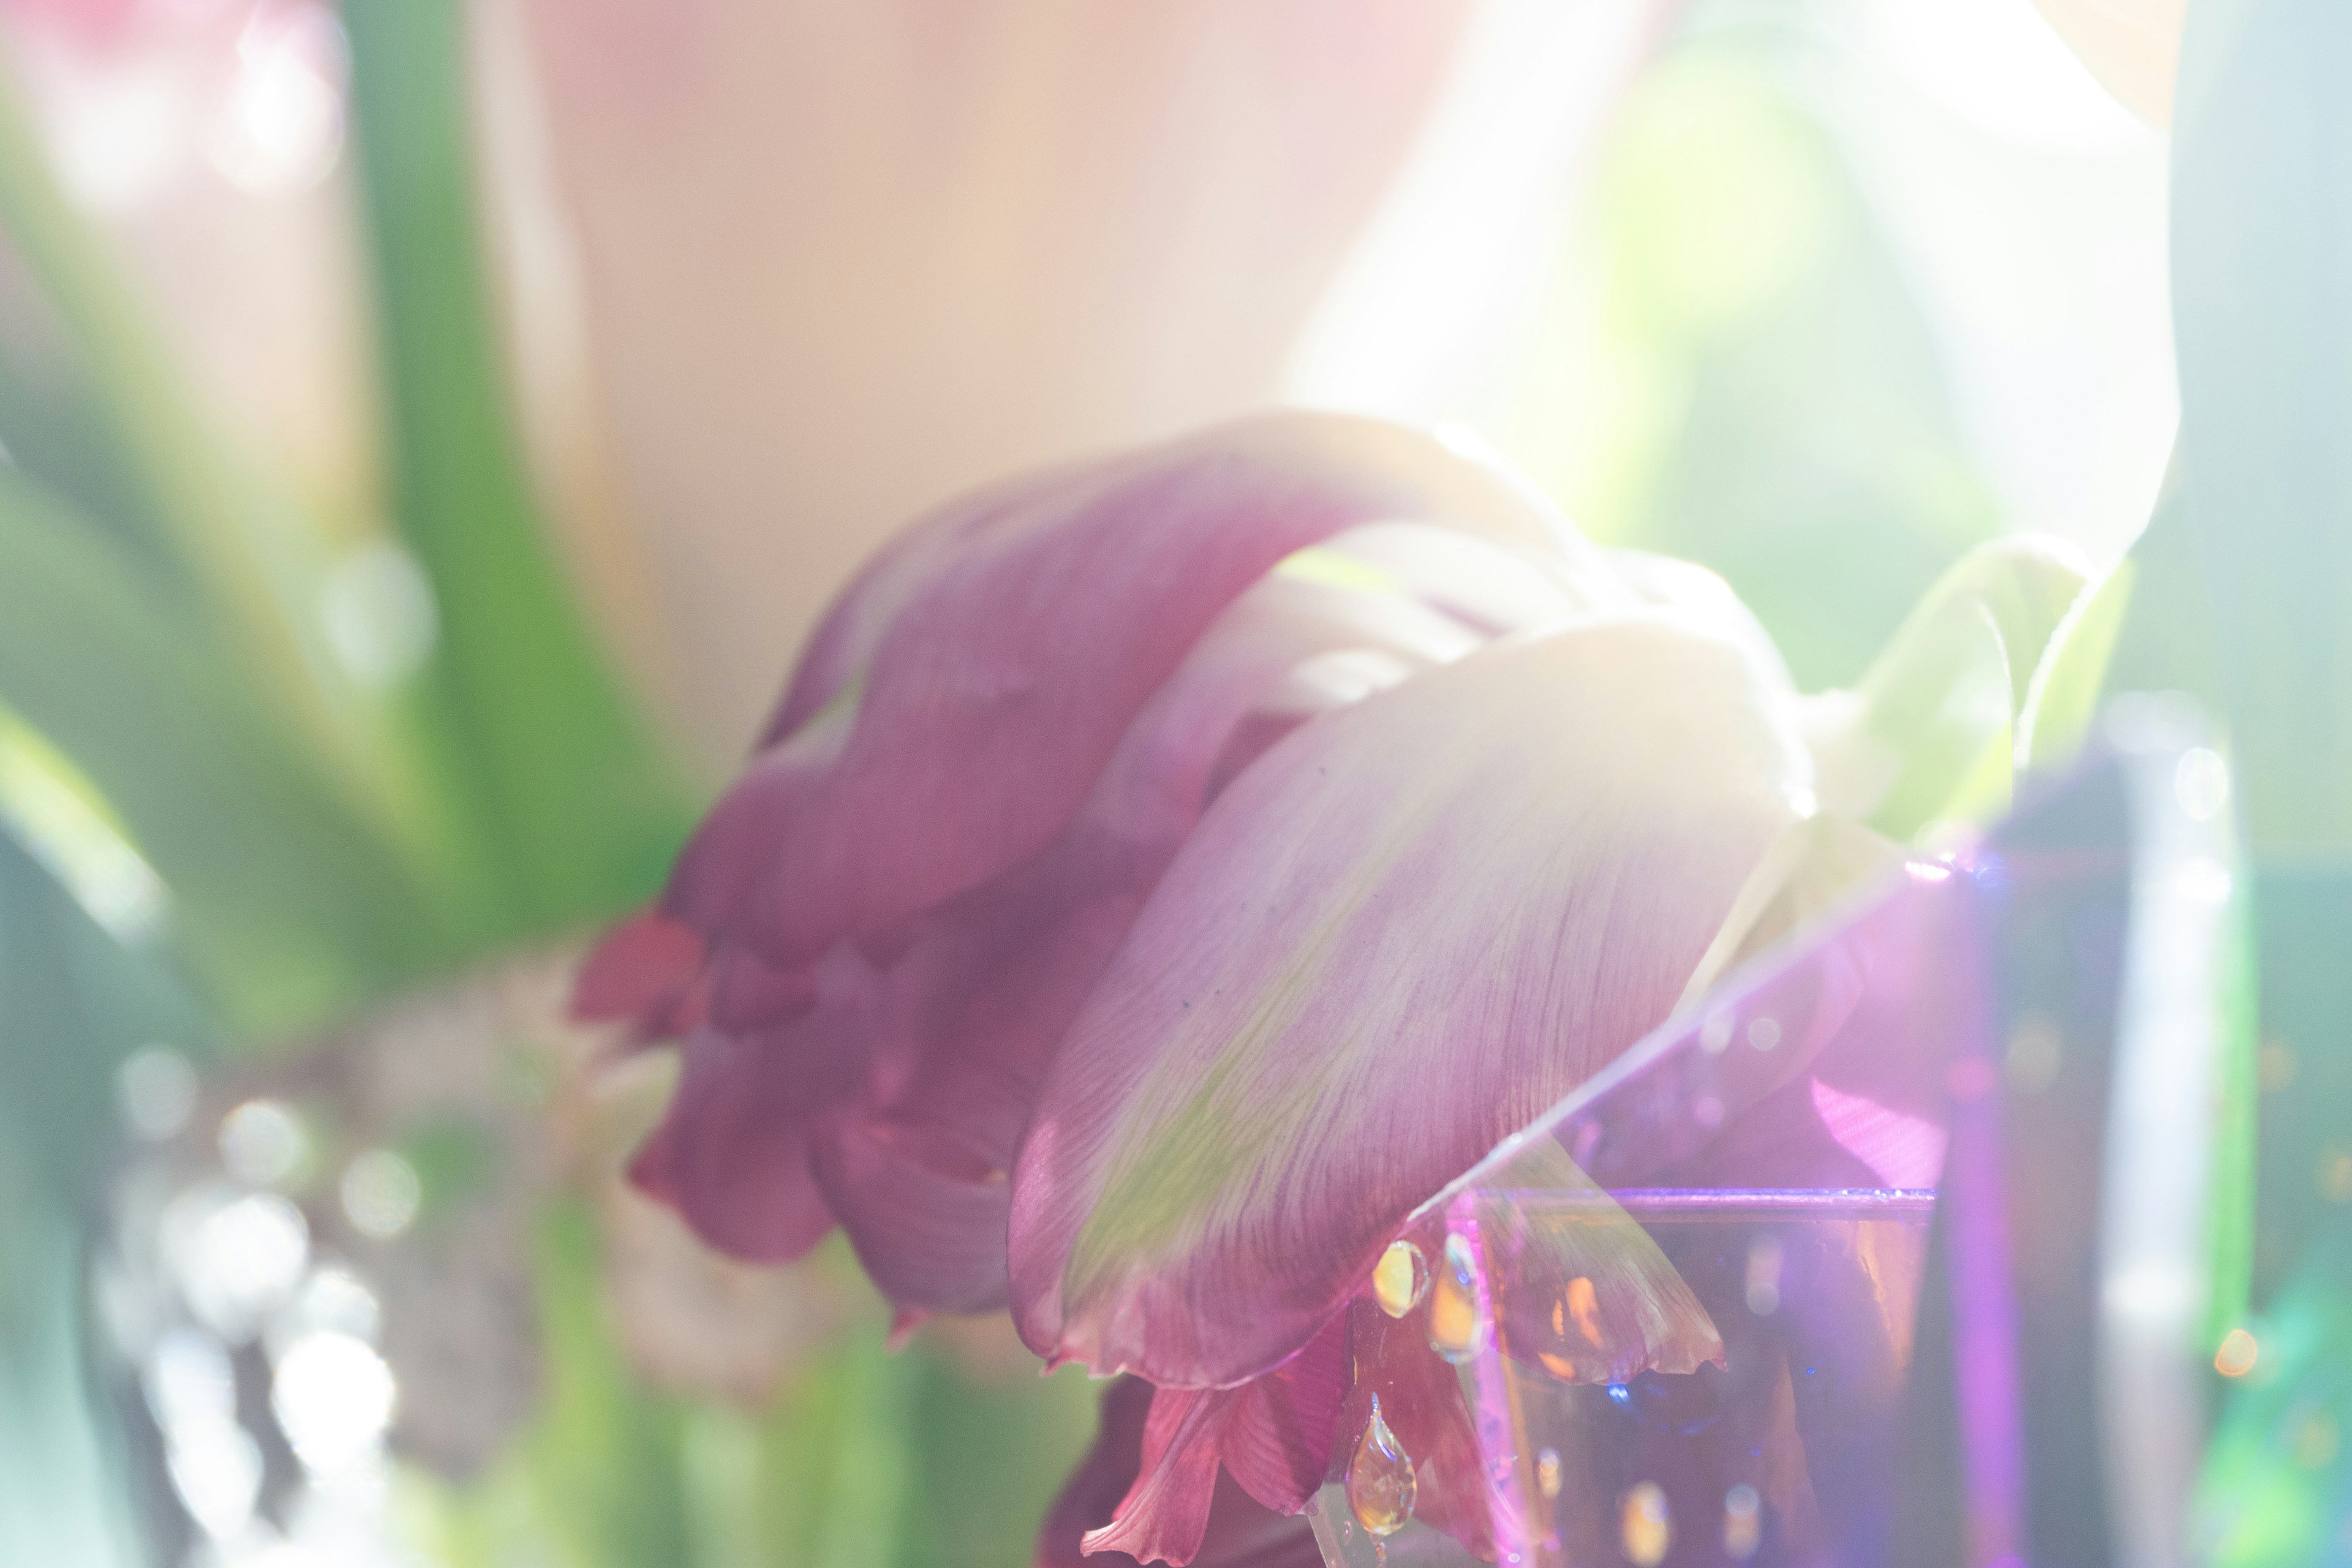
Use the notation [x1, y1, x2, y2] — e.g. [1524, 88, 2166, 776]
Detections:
[1346, 1395, 1417, 1538]
[1373, 1239, 1428, 1319]
[1724, 1483, 1762, 1559]
[1428, 1232, 1483, 1363]
[1536, 1446, 1562, 1499]
[1620, 1481, 1672, 1566]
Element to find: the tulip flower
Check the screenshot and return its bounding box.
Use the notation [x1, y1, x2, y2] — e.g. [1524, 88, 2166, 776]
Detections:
[581, 409, 2093, 1563]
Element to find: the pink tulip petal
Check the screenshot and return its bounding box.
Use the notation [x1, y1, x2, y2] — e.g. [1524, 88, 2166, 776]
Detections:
[573, 909, 706, 1038]
[809, 1114, 1013, 1313]
[1011, 615, 1807, 1387]
[1208, 1311, 1349, 1516]
[1608, 548, 1793, 692]
[1084, 1314, 1348, 1566]
[1039, 1378, 1323, 1568]
[670, 414, 1583, 967]
[1082, 1389, 1227, 1564]
[812, 548, 1537, 1311]
[632, 1038, 835, 1263]
[630, 948, 881, 1262]
[1808, 1078, 1949, 1190]
[707, 946, 818, 1033]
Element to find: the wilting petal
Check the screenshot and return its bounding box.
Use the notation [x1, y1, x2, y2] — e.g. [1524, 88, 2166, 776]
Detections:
[573, 908, 707, 1041]
[635, 1034, 835, 1262]
[1085, 1316, 1348, 1566]
[631, 949, 879, 1262]
[1011, 614, 1808, 1387]
[1041, 1379, 1324, 1568]
[809, 1115, 1011, 1313]
[668, 414, 1586, 967]
[790, 529, 1580, 1311]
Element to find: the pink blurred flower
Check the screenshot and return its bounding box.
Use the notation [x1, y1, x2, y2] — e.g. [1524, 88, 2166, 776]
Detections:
[579, 410, 1826, 1562]
[513, 0, 1485, 761]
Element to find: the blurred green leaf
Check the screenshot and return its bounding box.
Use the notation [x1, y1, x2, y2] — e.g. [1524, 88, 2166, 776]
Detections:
[339, 0, 690, 934]
[1517, 37, 2003, 690]
[0, 829, 209, 1566]
[0, 67, 443, 822]
[2169, 0, 2352, 855]
[0, 468, 445, 1030]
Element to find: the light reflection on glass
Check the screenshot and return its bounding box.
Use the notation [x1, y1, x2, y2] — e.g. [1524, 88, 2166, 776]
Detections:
[1723, 1482, 1763, 1559]
[1619, 1481, 1672, 1566]
[1744, 1234, 1784, 1316]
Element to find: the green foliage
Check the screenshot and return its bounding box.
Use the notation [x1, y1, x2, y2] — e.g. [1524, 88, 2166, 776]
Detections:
[2194, 1224, 2352, 1566]
[0, 470, 445, 1029]
[340, 0, 691, 941]
[2168, 0, 2352, 856]
[1512, 30, 2003, 691]
[0, 832, 209, 1565]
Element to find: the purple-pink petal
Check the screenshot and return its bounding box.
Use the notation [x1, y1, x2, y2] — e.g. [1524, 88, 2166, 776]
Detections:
[667, 413, 1580, 969]
[1037, 1376, 1324, 1568]
[1009, 614, 1808, 1388]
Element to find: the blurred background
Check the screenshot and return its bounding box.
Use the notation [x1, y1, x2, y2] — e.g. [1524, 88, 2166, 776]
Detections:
[0, 0, 2220, 1564]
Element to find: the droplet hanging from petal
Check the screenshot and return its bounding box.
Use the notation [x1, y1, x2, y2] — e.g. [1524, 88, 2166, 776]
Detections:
[1346, 1395, 1417, 1537]
[1373, 1239, 1428, 1318]
[1428, 1232, 1485, 1363]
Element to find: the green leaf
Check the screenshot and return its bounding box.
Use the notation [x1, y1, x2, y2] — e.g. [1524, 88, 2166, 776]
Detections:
[1810, 535, 2092, 842]
[0, 470, 443, 1031]
[0, 69, 437, 812]
[0, 831, 210, 1566]
[2016, 557, 2135, 775]
[339, 0, 690, 932]
[2169, 0, 2352, 854]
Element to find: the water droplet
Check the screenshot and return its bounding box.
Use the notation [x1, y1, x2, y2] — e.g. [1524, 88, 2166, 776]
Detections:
[1428, 1232, 1484, 1363]
[1620, 1482, 1672, 1566]
[1746, 1016, 1781, 1052]
[1537, 1446, 1562, 1499]
[1724, 1483, 1762, 1559]
[1347, 1396, 1417, 1538]
[1699, 1014, 1735, 1054]
[1373, 1240, 1428, 1319]
[2214, 1327, 2260, 1378]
